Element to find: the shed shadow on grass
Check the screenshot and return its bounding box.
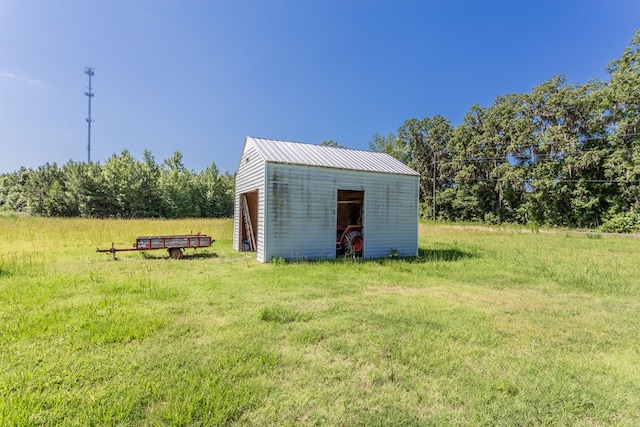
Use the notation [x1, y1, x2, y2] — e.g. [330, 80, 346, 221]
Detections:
[139, 251, 219, 260]
[417, 247, 474, 262]
[275, 246, 474, 265]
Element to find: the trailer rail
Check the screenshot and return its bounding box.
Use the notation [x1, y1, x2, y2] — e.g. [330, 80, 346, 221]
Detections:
[97, 233, 214, 259]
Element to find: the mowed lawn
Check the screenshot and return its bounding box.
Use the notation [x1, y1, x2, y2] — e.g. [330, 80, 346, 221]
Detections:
[1, 217, 639, 426]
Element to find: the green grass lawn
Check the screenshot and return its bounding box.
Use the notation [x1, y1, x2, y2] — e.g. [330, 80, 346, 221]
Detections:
[1, 217, 639, 426]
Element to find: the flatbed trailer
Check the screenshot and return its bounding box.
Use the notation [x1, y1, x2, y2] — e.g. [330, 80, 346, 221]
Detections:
[97, 233, 213, 259]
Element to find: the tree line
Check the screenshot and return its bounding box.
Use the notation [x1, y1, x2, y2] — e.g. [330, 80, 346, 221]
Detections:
[370, 30, 640, 231]
[2, 31, 638, 229]
[0, 150, 234, 218]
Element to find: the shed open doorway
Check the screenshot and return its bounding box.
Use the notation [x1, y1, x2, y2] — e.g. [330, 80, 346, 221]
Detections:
[239, 190, 258, 251]
[336, 190, 364, 257]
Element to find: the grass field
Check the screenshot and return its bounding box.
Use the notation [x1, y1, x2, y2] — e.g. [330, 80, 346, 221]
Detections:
[1, 217, 639, 426]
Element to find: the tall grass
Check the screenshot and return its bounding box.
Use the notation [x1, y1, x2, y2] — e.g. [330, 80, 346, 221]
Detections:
[1, 218, 639, 425]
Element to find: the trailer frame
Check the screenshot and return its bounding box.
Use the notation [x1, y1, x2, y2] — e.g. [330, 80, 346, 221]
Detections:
[97, 233, 214, 260]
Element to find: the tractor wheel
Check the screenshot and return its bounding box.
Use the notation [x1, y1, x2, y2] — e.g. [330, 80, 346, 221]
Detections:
[169, 248, 183, 260]
[342, 231, 363, 256]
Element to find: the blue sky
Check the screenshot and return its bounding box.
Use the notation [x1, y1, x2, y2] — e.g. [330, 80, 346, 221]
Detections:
[1, 0, 638, 174]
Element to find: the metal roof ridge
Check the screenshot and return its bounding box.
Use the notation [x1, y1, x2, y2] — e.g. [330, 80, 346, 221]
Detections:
[245, 136, 419, 176]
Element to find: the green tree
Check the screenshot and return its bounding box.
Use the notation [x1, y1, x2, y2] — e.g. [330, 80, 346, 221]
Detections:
[135, 150, 163, 217]
[369, 132, 410, 164]
[444, 105, 493, 222]
[102, 150, 159, 217]
[603, 29, 640, 215]
[23, 163, 67, 216]
[160, 151, 198, 218]
[0, 168, 30, 212]
[193, 163, 234, 217]
[320, 140, 344, 148]
[398, 116, 453, 218]
[77, 162, 111, 217]
[525, 76, 610, 227]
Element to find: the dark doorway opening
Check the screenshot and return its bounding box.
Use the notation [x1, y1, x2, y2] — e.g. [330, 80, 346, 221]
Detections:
[336, 190, 364, 257]
[240, 190, 258, 251]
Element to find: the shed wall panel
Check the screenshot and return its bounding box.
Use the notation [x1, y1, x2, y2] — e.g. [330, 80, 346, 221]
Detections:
[234, 144, 267, 262]
[262, 163, 418, 262]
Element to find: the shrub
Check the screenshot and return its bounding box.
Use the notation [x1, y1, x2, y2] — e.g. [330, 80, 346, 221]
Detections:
[600, 211, 640, 233]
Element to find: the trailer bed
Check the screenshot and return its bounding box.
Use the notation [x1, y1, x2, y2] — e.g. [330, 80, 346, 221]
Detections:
[97, 233, 213, 259]
[135, 234, 213, 250]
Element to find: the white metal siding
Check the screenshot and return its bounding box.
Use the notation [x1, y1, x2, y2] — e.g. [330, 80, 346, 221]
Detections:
[234, 143, 267, 262]
[262, 163, 418, 262]
[263, 163, 337, 261]
[362, 174, 419, 258]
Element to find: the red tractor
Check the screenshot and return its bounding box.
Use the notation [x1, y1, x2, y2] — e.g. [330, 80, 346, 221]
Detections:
[336, 200, 363, 257]
[336, 224, 363, 257]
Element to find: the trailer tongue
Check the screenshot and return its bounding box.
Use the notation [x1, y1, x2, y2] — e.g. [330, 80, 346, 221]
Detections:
[97, 233, 214, 260]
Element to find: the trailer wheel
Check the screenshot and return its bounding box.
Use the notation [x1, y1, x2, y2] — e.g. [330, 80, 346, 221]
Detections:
[342, 231, 363, 256]
[169, 248, 183, 260]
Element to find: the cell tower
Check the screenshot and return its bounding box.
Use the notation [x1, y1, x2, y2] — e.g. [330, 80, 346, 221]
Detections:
[84, 66, 95, 163]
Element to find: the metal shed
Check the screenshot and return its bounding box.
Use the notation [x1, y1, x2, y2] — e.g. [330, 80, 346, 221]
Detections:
[233, 137, 420, 262]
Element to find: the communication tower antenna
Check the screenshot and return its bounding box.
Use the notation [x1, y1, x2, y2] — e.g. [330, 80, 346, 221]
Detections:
[85, 66, 95, 163]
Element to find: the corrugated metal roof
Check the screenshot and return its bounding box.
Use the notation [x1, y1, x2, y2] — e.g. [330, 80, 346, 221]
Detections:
[246, 137, 419, 176]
